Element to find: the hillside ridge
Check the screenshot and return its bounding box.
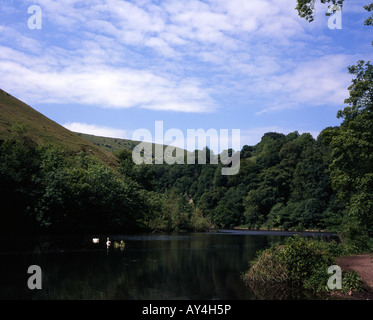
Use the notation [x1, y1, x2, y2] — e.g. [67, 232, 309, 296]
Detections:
[0, 89, 118, 167]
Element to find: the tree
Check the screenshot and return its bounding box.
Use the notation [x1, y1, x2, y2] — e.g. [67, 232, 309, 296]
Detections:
[327, 61, 373, 238]
[255, 132, 285, 169]
[296, 0, 373, 250]
[295, 1, 372, 24]
[0, 138, 41, 233]
[213, 186, 246, 228]
[240, 145, 253, 159]
[365, 3, 373, 26]
[244, 185, 281, 229]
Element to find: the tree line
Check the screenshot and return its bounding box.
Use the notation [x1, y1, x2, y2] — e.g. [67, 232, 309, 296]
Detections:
[0, 61, 371, 250]
[0, 0, 371, 252]
[0, 130, 212, 235]
[1, 60, 371, 252]
[151, 58, 373, 251]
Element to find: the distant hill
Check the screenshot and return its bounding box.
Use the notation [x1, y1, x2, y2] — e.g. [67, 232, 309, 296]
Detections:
[76, 132, 141, 153]
[77, 132, 191, 163]
[0, 88, 189, 166]
[0, 89, 118, 167]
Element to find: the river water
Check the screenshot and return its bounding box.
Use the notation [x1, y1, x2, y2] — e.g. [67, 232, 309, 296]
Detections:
[0, 229, 334, 300]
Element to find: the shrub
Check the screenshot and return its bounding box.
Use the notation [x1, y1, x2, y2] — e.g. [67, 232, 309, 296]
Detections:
[243, 235, 336, 293]
[242, 246, 290, 284]
[280, 235, 335, 283]
[337, 216, 372, 254]
[342, 271, 366, 293]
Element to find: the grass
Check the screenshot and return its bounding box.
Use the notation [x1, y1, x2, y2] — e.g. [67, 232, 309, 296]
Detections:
[78, 132, 194, 164]
[76, 133, 141, 153]
[0, 88, 195, 170]
[0, 88, 118, 167]
[242, 235, 369, 298]
[0, 88, 191, 168]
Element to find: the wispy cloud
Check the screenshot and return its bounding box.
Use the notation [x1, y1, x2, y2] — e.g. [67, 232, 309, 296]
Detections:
[0, 45, 215, 112]
[63, 122, 133, 139]
[255, 54, 354, 115]
[0, 0, 368, 116]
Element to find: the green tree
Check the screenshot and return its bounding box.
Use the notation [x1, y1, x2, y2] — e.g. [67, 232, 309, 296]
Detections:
[295, 1, 372, 23]
[296, 0, 373, 249]
[0, 138, 41, 233]
[197, 187, 224, 221]
[213, 186, 246, 228]
[244, 185, 280, 229]
[255, 132, 285, 169]
[325, 61, 373, 244]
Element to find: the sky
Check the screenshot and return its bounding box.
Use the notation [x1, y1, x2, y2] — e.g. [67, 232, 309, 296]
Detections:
[0, 0, 372, 153]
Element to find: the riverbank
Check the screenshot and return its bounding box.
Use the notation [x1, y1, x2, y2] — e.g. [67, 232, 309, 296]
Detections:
[333, 254, 373, 300]
[225, 228, 335, 237]
[234, 226, 330, 233]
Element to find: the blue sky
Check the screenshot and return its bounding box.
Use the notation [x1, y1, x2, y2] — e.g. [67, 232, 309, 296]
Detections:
[0, 0, 372, 152]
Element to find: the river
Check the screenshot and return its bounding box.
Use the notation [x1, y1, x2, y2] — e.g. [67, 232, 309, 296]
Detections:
[0, 229, 334, 300]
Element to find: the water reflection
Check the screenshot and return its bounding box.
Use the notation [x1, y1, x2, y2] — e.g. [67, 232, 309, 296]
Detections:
[0, 231, 333, 300]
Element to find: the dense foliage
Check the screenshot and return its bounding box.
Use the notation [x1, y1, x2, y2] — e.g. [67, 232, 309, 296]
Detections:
[295, 0, 372, 25]
[242, 236, 366, 296]
[0, 1, 371, 251]
[294, 0, 373, 250]
[242, 236, 334, 289]
[151, 131, 343, 232]
[150, 56, 372, 247]
[0, 135, 209, 234]
[1, 78, 372, 247]
[1, 96, 372, 246]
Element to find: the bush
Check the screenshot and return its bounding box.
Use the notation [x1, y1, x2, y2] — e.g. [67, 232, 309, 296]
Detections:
[337, 215, 372, 254]
[303, 266, 332, 293]
[280, 236, 335, 283]
[242, 246, 290, 284]
[242, 235, 336, 293]
[342, 271, 366, 293]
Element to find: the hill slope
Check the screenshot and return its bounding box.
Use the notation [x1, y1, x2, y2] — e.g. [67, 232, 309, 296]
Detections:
[77, 132, 143, 153]
[0, 89, 118, 167]
[78, 132, 190, 163]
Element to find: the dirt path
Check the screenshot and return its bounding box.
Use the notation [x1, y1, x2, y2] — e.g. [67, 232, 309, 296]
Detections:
[336, 254, 373, 300]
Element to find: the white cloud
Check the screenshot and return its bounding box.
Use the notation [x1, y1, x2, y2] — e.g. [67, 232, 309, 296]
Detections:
[0, 0, 365, 117]
[254, 54, 354, 114]
[63, 122, 132, 139]
[0, 52, 215, 112]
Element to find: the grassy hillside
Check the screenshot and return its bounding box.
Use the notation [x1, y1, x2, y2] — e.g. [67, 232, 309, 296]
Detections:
[0, 89, 118, 167]
[77, 133, 141, 153]
[78, 132, 191, 163]
[0, 88, 189, 166]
